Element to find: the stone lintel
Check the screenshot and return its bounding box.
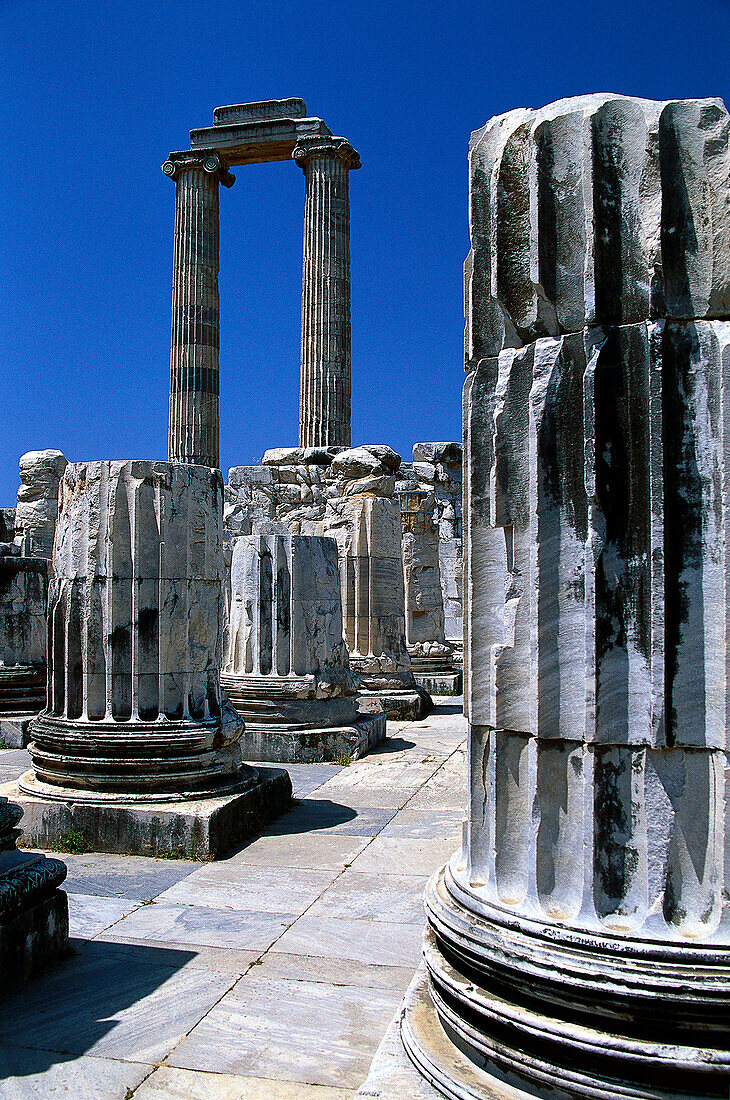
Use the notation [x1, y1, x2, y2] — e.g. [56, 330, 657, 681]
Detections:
[213, 98, 307, 125]
[4, 768, 292, 860]
[189, 117, 332, 165]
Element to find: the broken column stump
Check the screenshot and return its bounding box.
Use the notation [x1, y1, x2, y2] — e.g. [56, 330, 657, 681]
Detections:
[3, 461, 290, 859]
[403, 94, 730, 1100]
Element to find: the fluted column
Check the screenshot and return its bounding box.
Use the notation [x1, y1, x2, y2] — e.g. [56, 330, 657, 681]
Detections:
[162, 152, 234, 470]
[404, 94, 730, 1100]
[23, 460, 251, 800]
[294, 136, 360, 450]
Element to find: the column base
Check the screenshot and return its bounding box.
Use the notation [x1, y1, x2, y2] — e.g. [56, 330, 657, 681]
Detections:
[357, 686, 433, 721]
[222, 674, 387, 762]
[3, 766, 292, 860]
[1, 848, 69, 993]
[0, 666, 46, 724]
[357, 961, 529, 1100]
[409, 657, 462, 696]
[413, 862, 730, 1100]
[0, 714, 35, 748]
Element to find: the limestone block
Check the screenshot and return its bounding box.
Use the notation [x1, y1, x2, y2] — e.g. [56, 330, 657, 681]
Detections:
[466, 95, 730, 361]
[412, 442, 462, 467]
[331, 447, 386, 480]
[262, 447, 305, 467]
[14, 449, 67, 558]
[361, 445, 401, 473]
[343, 474, 396, 497]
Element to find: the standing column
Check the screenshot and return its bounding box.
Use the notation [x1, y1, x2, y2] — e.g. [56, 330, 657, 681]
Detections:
[161, 151, 234, 469]
[402, 94, 730, 1100]
[294, 136, 360, 450]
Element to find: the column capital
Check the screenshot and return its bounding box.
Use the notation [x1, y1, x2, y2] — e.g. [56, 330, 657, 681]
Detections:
[293, 135, 361, 173]
[161, 150, 236, 188]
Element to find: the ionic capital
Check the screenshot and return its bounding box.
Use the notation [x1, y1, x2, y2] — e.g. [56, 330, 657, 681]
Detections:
[161, 151, 236, 188]
[293, 136, 361, 173]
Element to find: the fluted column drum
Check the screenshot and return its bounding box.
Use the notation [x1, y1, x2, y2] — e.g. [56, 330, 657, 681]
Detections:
[294, 136, 360, 450]
[405, 95, 730, 1100]
[22, 461, 251, 800]
[162, 151, 234, 470]
[222, 533, 384, 762]
[323, 493, 432, 720]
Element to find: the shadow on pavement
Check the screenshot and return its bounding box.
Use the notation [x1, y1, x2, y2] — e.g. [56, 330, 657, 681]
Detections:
[0, 938, 196, 1076]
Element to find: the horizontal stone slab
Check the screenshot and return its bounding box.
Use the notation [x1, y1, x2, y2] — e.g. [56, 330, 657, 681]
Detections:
[213, 98, 308, 125]
[4, 766, 292, 860]
[189, 117, 331, 165]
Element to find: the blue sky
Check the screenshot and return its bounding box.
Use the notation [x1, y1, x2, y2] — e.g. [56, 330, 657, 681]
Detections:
[2, 0, 729, 504]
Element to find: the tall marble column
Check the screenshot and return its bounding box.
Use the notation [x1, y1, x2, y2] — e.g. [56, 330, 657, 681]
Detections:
[162, 151, 235, 470]
[294, 136, 360, 450]
[404, 95, 730, 1100]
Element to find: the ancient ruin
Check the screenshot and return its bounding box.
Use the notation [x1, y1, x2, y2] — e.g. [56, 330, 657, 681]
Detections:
[7, 78, 730, 1099]
[3, 460, 291, 857]
[397, 93, 730, 1100]
[0, 450, 67, 746]
[225, 443, 434, 719]
[0, 795, 68, 992]
[222, 531, 385, 761]
[163, 99, 360, 467]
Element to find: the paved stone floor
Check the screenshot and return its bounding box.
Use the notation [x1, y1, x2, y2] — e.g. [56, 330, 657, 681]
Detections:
[0, 699, 465, 1099]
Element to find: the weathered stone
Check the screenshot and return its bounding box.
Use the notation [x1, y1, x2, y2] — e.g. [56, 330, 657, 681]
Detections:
[0, 794, 68, 991]
[411, 442, 461, 467]
[262, 448, 305, 467]
[330, 446, 384, 480]
[0, 555, 48, 736]
[222, 533, 384, 762]
[399, 492, 460, 695]
[466, 94, 730, 364]
[343, 475, 396, 497]
[360, 445, 401, 473]
[405, 94, 730, 1100]
[9, 460, 290, 857]
[213, 99, 308, 125]
[14, 449, 67, 558]
[295, 136, 360, 449]
[395, 445, 463, 655]
[323, 494, 431, 720]
[0, 452, 64, 739]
